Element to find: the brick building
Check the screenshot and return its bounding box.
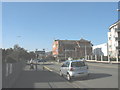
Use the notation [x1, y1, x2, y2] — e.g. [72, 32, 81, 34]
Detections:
[52, 38, 93, 60]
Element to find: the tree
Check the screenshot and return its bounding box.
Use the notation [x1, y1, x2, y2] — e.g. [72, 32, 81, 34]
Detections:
[2, 44, 37, 63]
[29, 51, 36, 60]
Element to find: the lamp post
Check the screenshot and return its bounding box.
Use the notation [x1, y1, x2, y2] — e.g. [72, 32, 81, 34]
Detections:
[35, 49, 38, 70]
[117, 9, 120, 11]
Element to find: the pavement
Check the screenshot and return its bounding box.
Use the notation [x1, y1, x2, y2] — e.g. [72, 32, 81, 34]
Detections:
[86, 60, 120, 64]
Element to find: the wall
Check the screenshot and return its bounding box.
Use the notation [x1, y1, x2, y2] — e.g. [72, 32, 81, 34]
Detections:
[2, 61, 25, 88]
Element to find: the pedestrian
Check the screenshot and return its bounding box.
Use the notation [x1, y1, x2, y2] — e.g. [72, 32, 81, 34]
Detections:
[30, 59, 34, 70]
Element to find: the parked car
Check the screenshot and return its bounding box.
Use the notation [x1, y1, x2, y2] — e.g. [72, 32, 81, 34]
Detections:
[33, 59, 40, 63]
[59, 60, 89, 81]
[38, 59, 47, 62]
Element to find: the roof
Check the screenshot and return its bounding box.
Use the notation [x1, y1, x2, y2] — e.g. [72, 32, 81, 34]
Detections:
[109, 20, 120, 30]
[54, 38, 91, 42]
[55, 39, 79, 42]
[79, 38, 90, 42]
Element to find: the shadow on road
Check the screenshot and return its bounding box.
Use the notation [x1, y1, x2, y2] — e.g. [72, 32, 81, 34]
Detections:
[71, 73, 112, 81]
[13, 69, 68, 88]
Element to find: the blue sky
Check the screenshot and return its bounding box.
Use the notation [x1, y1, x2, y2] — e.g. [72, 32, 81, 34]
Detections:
[2, 2, 118, 51]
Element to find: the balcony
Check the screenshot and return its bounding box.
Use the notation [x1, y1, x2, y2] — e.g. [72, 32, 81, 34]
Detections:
[115, 37, 120, 41]
[115, 28, 120, 32]
[116, 46, 120, 49]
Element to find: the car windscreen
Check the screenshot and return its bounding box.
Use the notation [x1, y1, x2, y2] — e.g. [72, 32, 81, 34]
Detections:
[71, 61, 85, 67]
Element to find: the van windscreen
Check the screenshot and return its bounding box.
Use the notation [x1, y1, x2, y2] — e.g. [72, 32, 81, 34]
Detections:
[71, 61, 85, 67]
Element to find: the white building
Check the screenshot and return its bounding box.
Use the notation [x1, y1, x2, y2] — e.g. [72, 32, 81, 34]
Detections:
[93, 43, 108, 56]
[108, 20, 120, 62]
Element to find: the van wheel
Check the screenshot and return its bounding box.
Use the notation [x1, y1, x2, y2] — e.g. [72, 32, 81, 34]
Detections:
[60, 71, 63, 76]
[67, 74, 71, 81]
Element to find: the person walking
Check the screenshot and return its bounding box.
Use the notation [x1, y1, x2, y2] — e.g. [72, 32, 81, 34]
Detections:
[30, 59, 34, 70]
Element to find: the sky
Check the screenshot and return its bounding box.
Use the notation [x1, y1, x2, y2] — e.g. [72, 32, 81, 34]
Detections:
[2, 2, 118, 52]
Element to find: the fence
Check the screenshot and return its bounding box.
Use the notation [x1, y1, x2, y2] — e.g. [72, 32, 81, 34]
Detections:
[86, 55, 120, 62]
[2, 61, 25, 88]
[86, 55, 108, 61]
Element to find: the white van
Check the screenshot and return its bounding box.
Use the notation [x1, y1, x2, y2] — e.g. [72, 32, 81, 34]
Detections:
[60, 60, 89, 81]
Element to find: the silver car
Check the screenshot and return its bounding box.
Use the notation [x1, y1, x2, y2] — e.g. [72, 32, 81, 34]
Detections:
[60, 60, 89, 81]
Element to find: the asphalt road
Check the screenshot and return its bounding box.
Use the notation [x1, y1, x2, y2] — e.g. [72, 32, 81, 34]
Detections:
[11, 61, 119, 88]
[12, 64, 76, 88]
[42, 62, 119, 88]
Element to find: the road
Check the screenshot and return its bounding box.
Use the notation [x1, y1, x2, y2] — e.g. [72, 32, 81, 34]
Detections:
[12, 61, 119, 88]
[42, 62, 119, 88]
[12, 64, 76, 88]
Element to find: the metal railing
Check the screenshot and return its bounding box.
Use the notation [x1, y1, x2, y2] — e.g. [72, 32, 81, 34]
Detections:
[115, 37, 120, 41]
[115, 28, 120, 32]
[116, 46, 120, 49]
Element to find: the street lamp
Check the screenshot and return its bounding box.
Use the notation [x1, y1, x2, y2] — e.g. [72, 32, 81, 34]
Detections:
[117, 9, 120, 11]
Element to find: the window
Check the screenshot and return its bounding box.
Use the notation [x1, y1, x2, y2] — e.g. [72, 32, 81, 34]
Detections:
[109, 37, 111, 40]
[66, 62, 70, 67]
[109, 45, 112, 48]
[62, 63, 67, 67]
[62, 62, 70, 67]
[71, 61, 85, 67]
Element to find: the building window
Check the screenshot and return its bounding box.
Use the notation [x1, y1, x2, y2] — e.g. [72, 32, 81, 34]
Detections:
[109, 45, 112, 48]
[109, 37, 111, 40]
[115, 37, 118, 41]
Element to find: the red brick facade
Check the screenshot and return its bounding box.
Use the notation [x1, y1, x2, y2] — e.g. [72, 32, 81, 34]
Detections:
[52, 39, 93, 60]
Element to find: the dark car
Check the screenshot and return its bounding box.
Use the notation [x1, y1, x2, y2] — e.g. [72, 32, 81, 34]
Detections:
[38, 59, 47, 62]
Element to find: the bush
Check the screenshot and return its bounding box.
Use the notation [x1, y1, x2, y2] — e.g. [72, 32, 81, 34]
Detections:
[6, 55, 17, 63]
[110, 58, 116, 61]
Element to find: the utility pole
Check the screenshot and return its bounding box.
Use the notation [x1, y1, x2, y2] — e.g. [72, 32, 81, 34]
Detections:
[35, 49, 38, 71]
